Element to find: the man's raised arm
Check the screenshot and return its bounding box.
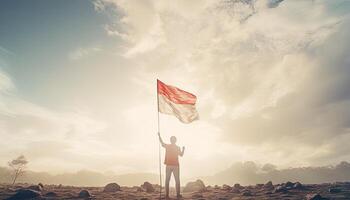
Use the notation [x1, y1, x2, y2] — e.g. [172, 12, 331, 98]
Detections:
[158, 132, 166, 147]
[180, 146, 185, 157]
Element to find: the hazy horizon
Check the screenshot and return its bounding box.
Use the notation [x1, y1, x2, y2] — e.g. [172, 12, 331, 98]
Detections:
[1, 0, 350, 182]
[2, 160, 350, 187]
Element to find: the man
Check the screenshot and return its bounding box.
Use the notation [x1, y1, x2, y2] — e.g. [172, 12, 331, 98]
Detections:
[158, 132, 185, 199]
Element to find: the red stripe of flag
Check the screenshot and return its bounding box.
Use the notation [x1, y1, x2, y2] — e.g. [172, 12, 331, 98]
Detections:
[157, 80, 196, 105]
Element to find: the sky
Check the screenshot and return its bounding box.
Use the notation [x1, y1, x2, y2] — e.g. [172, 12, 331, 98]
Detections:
[1, 0, 350, 180]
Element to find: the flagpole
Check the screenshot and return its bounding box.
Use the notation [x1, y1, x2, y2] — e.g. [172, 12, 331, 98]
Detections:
[157, 79, 162, 199]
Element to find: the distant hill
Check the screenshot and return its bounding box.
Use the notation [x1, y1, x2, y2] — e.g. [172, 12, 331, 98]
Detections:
[2, 161, 350, 186]
[203, 161, 350, 185]
[0, 167, 158, 186]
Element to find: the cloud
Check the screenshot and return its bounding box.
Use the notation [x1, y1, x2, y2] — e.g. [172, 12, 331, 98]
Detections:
[0, 65, 108, 172]
[97, 0, 350, 168]
[68, 47, 102, 60]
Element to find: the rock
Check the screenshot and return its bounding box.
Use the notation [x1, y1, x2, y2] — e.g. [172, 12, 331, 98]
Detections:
[222, 184, 231, 190]
[27, 184, 43, 192]
[329, 188, 341, 193]
[103, 183, 121, 192]
[6, 189, 41, 200]
[45, 191, 58, 197]
[264, 181, 273, 189]
[293, 182, 303, 189]
[256, 183, 264, 188]
[134, 186, 143, 192]
[306, 193, 327, 200]
[274, 185, 287, 193]
[214, 185, 220, 189]
[284, 181, 294, 188]
[233, 183, 244, 189]
[183, 179, 206, 192]
[38, 183, 44, 189]
[141, 182, 155, 193]
[241, 190, 252, 196]
[78, 189, 91, 198]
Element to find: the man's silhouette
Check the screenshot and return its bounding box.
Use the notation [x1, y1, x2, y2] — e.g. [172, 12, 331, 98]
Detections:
[158, 132, 185, 199]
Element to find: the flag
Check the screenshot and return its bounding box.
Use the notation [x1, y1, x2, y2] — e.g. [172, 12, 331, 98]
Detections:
[157, 79, 199, 123]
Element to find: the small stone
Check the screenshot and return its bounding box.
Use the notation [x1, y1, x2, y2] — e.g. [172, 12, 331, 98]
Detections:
[293, 182, 303, 190]
[264, 181, 274, 189]
[183, 179, 206, 192]
[135, 186, 143, 192]
[284, 181, 294, 188]
[78, 189, 91, 198]
[274, 185, 287, 193]
[45, 192, 58, 197]
[103, 183, 121, 192]
[233, 183, 243, 189]
[7, 189, 41, 200]
[242, 190, 252, 196]
[141, 182, 155, 193]
[329, 188, 341, 193]
[222, 184, 231, 190]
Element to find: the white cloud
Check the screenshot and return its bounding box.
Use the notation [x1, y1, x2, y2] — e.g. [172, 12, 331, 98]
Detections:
[68, 47, 102, 60]
[0, 67, 108, 172]
[97, 0, 350, 169]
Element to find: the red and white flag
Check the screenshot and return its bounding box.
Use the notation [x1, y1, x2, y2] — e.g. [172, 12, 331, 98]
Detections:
[157, 80, 199, 123]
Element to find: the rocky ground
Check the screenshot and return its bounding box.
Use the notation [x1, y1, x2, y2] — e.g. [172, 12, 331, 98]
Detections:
[1, 180, 350, 200]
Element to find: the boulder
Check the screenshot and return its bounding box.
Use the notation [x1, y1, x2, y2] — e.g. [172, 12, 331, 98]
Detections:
[183, 179, 206, 192]
[134, 186, 143, 192]
[45, 192, 58, 197]
[78, 190, 91, 198]
[27, 185, 43, 192]
[264, 181, 273, 189]
[233, 183, 244, 189]
[329, 188, 341, 193]
[38, 183, 44, 189]
[103, 183, 121, 192]
[293, 182, 303, 190]
[242, 190, 252, 196]
[6, 189, 41, 200]
[273, 185, 287, 193]
[222, 184, 231, 190]
[141, 182, 155, 193]
[284, 181, 294, 188]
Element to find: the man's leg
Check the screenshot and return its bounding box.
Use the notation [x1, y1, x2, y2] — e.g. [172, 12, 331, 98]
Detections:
[165, 166, 172, 198]
[173, 166, 181, 197]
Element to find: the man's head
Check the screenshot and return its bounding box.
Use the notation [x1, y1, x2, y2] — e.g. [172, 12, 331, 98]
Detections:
[170, 136, 177, 144]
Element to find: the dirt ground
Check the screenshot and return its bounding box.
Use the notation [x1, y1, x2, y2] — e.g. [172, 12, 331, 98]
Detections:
[1, 182, 350, 200]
